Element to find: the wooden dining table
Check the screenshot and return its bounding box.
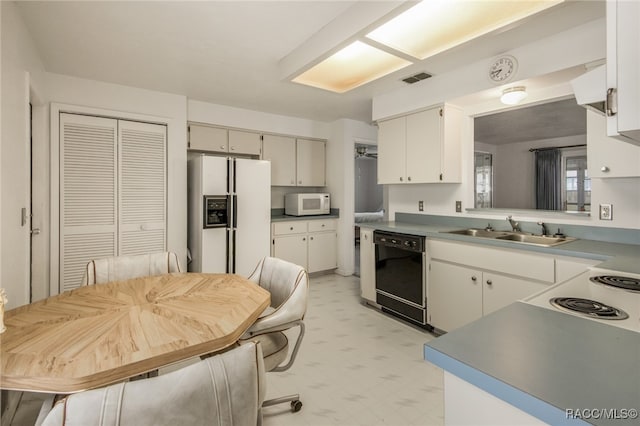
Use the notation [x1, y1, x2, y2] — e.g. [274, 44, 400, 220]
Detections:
[0, 273, 270, 394]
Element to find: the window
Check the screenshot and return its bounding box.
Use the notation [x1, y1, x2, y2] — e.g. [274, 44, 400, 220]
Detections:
[474, 152, 493, 208]
[562, 153, 590, 212]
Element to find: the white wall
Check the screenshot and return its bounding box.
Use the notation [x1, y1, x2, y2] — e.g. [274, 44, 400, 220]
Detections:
[1, 1, 46, 308]
[492, 135, 586, 210]
[188, 100, 329, 140]
[187, 99, 331, 209]
[327, 119, 377, 276]
[44, 72, 188, 295]
[372, 19, 606, 121]
[376, 17, 640, 231]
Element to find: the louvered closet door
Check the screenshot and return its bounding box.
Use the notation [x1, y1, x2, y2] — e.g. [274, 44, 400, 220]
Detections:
[118, 120, 167, 255]
[60, 113, 118, 291]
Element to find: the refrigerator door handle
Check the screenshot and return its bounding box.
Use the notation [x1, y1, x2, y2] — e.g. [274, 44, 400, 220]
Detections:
[232, 194, 238, 229]
[226, 158, 231, 194]
[232, 158, 237, 194]
[225, 228, 230, 274]
[231, 228, 237, 274]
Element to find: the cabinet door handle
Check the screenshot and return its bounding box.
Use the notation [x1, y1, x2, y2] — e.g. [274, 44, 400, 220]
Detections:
[486, 279, 493, 285]
[601, 166, 610, 173]
[290, 227, 294, 230]
[407, 176, 411, 181]
[220, 145, 226, 150]
[302, 237, 306, 241]
[230, 146, 235, 151]
[399, 177, 403, 182]
[310, 237, 314, 240]
[471, 276, 477, 282]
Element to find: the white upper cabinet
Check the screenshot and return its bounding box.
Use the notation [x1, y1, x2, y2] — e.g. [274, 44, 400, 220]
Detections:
[262, 134, 296, 186]
[229, 130, 261, 156]
[188, 124, 260, 156]
[377, 104, 462, 184]
[188, 124, 227, 152]
[262, 135, 326, 187]
[587, 110, 640, 178]
[296, 138, 326, 186]
[377, 116, 406, 183]
[606, 0, 640, 145]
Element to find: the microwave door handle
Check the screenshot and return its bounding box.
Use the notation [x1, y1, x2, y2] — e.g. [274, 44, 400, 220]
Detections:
[225, 228, 230, 274]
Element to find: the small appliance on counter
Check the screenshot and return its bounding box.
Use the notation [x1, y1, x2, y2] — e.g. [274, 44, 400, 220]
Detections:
[285, 193, 330, 216]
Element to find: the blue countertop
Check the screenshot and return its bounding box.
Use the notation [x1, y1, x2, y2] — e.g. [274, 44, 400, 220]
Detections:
[424, 303, 640, 426]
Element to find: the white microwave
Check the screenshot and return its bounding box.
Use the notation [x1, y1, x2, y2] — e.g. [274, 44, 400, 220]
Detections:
[285, 193, 330, 216]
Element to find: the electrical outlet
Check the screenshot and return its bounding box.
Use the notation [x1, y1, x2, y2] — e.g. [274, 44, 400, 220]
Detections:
[418, 201, 424, 211]
[599, 204, 613, 220]
[455, 201, 462, 213]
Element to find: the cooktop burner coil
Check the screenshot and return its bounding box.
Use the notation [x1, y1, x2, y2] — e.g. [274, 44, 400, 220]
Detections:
[589, 275, 640, 292]
[550, 297, 629, 320]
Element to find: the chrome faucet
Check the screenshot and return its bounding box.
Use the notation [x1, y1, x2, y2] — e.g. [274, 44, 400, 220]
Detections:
[537, 221, 548, 236]
[507, 215, 520, 232]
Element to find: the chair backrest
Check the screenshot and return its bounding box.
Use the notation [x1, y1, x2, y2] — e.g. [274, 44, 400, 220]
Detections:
[82, 251, 182, 285]
[245, 257, 308, 334]
[41, 342, 265, 426]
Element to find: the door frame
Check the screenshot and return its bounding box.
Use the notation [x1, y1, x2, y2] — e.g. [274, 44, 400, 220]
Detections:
[30, 81, 49, 303]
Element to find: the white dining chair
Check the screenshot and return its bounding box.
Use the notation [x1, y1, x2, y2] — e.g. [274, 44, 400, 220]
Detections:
[240, 257, 308, 412]
[81, 251, 182, 285]
[38, 341, 266, 426]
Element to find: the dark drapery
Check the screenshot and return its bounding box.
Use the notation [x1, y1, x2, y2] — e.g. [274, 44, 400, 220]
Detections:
[535, 149, 562, 210]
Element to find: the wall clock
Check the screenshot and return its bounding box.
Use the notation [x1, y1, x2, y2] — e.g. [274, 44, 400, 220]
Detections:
[489, 55, 518, 83]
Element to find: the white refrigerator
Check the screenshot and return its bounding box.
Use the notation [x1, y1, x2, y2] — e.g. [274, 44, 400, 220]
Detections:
[188, 154, 271, 276]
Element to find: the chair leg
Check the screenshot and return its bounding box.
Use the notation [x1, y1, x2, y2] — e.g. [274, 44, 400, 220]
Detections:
[262, 394, 302, 412]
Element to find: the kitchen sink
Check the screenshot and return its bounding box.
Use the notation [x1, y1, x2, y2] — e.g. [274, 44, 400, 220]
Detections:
[446, 229, 510, 238]
[443, 229, 576, 247]
[494, 233, 575, 246]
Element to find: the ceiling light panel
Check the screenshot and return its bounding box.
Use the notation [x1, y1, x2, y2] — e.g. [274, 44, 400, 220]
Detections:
[366, 0, 564, 60]
[292, 41, 412, 93]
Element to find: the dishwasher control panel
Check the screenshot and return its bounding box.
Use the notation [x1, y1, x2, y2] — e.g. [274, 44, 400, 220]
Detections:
[373, 231, 424, 253]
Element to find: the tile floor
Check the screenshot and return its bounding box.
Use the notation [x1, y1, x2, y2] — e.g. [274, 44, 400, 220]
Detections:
[7, 273, 444, 426]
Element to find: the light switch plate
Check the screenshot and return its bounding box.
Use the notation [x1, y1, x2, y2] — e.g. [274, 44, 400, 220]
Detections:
[599, 204, 613, 220]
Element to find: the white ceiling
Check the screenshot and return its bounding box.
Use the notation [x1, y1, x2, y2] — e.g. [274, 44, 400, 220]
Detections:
[15, 1, 605, 124]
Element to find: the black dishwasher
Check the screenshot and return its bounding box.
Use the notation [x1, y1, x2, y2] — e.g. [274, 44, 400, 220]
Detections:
[374, 231, 428, 328]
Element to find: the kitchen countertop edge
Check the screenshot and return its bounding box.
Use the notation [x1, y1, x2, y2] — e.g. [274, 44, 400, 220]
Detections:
[358, 221, 640, 274]
[424, 303, 640, 426]
[271, 213, 340, 222]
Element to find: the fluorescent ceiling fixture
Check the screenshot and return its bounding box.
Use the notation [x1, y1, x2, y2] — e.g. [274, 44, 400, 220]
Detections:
[292, 41, 411, 93]
[366, 0, 564, 60]
[501, 86, 528, 105]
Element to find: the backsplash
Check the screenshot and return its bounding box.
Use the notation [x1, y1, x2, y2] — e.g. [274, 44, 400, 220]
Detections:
[395, 213, 640, 246]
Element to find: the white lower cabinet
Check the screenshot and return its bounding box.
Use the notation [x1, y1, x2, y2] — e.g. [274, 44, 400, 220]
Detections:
[272, 219, 337, 273]
[359, 228, 376, 302]
[482, 272, 548, 316]
[428, 239, 559, 333]
[429, 261, 483, 332]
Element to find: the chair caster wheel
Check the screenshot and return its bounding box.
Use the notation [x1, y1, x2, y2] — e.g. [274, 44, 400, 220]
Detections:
[291, 400, 302, 412]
